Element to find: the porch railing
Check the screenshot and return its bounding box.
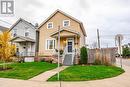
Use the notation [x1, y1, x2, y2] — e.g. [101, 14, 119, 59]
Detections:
[62, 45, 68, 64]
[71, 49, 75, 64]
[17, 52, 35, 57]
[62, 46, 76, 65]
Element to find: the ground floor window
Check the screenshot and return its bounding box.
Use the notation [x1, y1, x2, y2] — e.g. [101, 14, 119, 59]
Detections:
[46, 39, 55, 50]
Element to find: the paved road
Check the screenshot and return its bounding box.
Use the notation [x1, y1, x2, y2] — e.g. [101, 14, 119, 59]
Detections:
[116, 58, 130, 67]
[0, 59, 130, 87]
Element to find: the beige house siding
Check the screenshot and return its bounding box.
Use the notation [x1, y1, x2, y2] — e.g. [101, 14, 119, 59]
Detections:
[39, 11, 86, 55]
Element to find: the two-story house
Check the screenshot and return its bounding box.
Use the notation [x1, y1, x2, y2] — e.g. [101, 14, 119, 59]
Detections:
[10, 18, 36, 56]
[38, 10, 86, 65]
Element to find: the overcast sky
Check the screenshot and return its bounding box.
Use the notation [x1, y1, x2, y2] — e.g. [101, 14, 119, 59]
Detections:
[0, 0, 130, 48]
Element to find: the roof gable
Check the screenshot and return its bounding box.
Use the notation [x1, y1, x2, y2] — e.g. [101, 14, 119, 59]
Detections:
[11, 36, 35, 42]
[9, 18, 35, 31]
[38, 9, 86, 36]
[51, 28, 80, 37]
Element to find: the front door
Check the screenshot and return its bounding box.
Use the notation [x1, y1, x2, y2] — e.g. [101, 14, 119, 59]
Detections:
[67, 38, 74, 54]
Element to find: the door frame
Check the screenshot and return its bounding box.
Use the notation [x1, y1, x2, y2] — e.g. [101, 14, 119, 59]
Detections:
[67, 38, 74, 54]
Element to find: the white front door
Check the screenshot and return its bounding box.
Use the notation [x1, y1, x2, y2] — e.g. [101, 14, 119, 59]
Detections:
[67, 38, 74, 54]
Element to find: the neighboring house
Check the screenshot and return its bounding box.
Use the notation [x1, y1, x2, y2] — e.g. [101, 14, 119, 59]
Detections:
[0, 25, 9, 33]
[9, 18, 36, 57]
[38, 9, 87, 65]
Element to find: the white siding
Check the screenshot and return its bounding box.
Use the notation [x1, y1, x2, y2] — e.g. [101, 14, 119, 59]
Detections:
[11, 21, 36, 40]
[10, 20, 36, 55]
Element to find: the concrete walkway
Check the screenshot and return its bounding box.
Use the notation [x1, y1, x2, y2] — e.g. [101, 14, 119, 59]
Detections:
[29, 66, 69, 82]
[0, 59, 130, 87]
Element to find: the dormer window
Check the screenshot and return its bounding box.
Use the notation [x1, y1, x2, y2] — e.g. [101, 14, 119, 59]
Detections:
[47, 22, 53, 29]
[63, 20, 70, 27]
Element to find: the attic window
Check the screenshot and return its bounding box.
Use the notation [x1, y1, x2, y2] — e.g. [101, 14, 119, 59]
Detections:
[47, 22, 53, 29]
[63, 20, 70, 27]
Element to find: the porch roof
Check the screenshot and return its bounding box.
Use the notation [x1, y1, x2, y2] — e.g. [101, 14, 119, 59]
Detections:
[10, 36, 35, 43]
[50, 29, 80, 38]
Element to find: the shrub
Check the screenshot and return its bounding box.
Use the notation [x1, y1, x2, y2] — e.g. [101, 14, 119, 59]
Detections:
[60, 49, 63, 55]
[80, 46, 88, 64]
[122, 46, 130, 58]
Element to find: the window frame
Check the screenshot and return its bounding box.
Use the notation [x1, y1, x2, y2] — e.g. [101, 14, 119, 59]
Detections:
[63, 20, 70, 27]
[45, 39, 56, 50]
[13, 29, 17, 37]
[25, 28, 29, 37]
[47, 22, 53, 29]
[25, 31, 29, 37]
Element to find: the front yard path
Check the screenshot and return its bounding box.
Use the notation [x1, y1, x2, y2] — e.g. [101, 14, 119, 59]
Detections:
[29, 66, 69, 82]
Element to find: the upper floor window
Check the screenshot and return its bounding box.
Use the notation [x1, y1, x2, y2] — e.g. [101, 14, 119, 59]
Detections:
[25, 28, 29, 37]
[13, 29, 17, 37]
[25, 32, 29, 37]
[63, 20, 70, 27]
[47, 22, 53, 29]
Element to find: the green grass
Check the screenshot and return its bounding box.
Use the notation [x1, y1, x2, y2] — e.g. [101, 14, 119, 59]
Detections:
[0, 62, 57, 80]
[0, 61, 3, 64]
[48, 65, 124, 81]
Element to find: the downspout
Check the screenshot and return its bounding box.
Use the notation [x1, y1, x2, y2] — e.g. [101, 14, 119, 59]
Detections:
[35, 30, 39, 57]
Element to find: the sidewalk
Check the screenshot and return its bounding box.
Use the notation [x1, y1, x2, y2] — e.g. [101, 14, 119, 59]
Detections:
[29, 66, 69, 82]
[0, 59, 130, 87]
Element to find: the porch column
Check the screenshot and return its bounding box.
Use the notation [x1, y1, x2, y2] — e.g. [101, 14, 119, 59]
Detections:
[75, 35, 78, 64]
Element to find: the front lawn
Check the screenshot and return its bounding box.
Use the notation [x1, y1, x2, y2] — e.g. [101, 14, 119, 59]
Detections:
[0, 62, 57, 80]
[48, 65, 124, 81]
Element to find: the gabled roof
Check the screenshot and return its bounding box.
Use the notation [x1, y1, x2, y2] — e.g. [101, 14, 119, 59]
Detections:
[0, 25, 9, 32]
[10, 36, 35, 42]
[51, 28, 80, 37]
[9, 18, 35, 31]
[38, 9, 87, 36]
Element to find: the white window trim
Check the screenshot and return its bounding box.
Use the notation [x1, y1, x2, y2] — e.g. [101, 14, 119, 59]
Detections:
[63, 20, 70, 27]
[45, 39, 56, 50]
[47, 22, 53, 29]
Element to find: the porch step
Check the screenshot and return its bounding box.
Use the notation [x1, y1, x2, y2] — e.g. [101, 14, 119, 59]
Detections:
[63, 54, 73, 66]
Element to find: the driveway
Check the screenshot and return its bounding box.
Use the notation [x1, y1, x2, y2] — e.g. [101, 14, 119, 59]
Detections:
[0, 59, 130, 87]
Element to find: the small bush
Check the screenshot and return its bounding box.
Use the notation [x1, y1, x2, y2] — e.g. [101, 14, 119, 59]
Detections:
[122, 46, 130, 58]
[60, 49, 63, 55]
[80, 46, 88, 64]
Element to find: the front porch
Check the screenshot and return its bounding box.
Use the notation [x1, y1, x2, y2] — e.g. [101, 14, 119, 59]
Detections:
[51, 29, 81, 65]
[10, 36, 36, 57]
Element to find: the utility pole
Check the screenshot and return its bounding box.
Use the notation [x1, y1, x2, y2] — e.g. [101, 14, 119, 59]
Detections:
[97, 29, 101, 48]
[115, 34, 123, 68]
[118, 36, 122, 68]
[57, 26, 60, 81]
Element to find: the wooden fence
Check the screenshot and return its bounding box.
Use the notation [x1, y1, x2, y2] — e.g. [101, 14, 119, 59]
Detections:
[88, 48, 117, 65]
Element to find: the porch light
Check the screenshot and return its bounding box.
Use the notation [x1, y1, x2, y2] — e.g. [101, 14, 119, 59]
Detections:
[63, 39, 67, 45]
